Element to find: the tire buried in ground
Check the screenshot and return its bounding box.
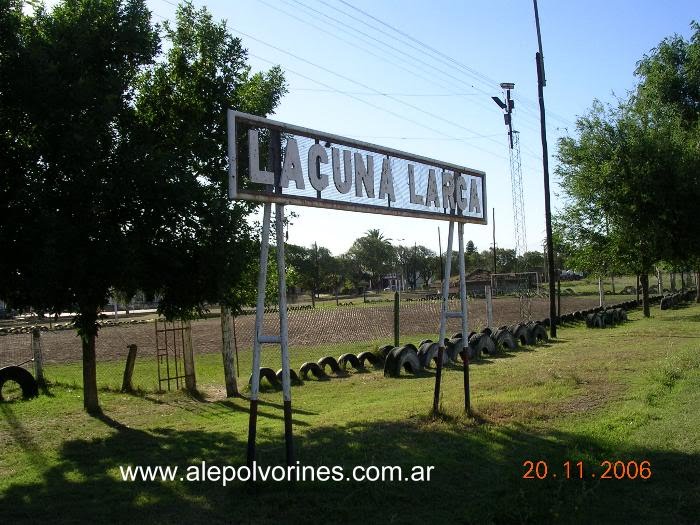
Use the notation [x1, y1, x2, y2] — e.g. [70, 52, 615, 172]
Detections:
[493, 328, 518, 351]
[0, 366, 38, 401]
[529, 323, 548, 342]
[385, 345, 421, 377]
[317, 356, 343, 375]
[248, 367, 280, 389]
[378, 344, 395, 359]
[357, 351, 381, 368]
[338, 353, 363, 371]
[417, 342, 440, 368]
[275, 368, 301, 385]
[299, 362, 327, 380]
[469, 332, 495, 356]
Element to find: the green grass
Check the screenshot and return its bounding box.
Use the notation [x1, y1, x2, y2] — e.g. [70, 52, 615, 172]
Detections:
[561, 275, 640, 295]
[1, 305, 699, 523]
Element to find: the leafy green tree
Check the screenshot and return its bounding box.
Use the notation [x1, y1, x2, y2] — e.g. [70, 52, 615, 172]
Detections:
[0, 0, 286, 411]
[0, 0, 159, 412]
[556, 99, 685, 316]
[347, 229, 396, 290]
[634, 21, 700, 301]
[134, 2, 286, 318]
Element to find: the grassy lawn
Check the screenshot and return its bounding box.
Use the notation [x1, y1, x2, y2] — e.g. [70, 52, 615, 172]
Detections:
[1, 304, 699, 523]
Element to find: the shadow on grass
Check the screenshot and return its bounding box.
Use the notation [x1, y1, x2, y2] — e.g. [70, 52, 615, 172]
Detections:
[1, 402, 698, 524]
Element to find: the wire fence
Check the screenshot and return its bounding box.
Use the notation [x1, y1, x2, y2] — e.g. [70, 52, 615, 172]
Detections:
[0, 293, 633, 395]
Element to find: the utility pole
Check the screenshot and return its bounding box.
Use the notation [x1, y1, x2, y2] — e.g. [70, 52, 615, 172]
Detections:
[533, 0, 557, 337]
[492, 207, 497, 277]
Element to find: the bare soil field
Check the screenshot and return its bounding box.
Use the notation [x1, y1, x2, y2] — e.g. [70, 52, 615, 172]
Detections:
[0, 294, 635, 367]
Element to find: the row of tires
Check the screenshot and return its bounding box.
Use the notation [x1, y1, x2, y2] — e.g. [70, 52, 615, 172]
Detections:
[660, 290, 695, 310]
[585, 308, 628, 328]
[248, 321, 551, 388]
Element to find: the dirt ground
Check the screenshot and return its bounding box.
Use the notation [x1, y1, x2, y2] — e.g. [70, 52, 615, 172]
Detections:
[0, 295, 632, 366]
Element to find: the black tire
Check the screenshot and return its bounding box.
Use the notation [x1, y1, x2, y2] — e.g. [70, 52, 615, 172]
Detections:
[513, 324, 535, 345]
[299, 362, 327, 380]
[357, 351, 381, 367]
[248, 367, 280, 389]
[0, 366, 38, 400]
[451, 332, 462, 340]
[317, 356, 343, 375]
[418, 339, 433, 347]
[385, 345, 421, 377]
[481, 327, 493, 336]
[417, 342, 440, 368]
[470, 332, 495, 355]
[493, 328, 518, 350]
[530, 324, 548, 343]
[275, 368, 301, 385]
[338, 353, 362, 371]
[378, 344, 395, 359]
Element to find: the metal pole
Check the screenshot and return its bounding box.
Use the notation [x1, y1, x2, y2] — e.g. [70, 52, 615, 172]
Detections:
[246, 202, 272, 467]
[275, 204, 294, 466]
[433, 220, 454, 416]
[458, 223, 470, 414]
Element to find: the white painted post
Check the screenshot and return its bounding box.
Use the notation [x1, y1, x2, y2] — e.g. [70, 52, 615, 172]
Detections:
[276, 204, 294, 465]
[598, 276, 604, 307]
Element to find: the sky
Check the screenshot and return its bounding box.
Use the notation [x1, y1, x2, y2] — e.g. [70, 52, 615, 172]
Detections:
[146, 0, 698, 256]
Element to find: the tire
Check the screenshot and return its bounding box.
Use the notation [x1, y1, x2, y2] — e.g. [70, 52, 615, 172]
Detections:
[275, 368, 301, 385]
[299, 362, 327, 380]
[530, 324, 548, 343]
[338, 353, 362, 371]
[470, 332, 495, 355]
[481, 327, 493, 337]
[493, 328, 517, 350]
[385, 345, 421, 377]
[417, 342, 440, 368]
[513, 324, 534, 345]
[317, 356, 343, 375]
[451, 333, 462, 340]
[378, 344, 395, 359]
[418, 339, 433, 347]
[0, 366, 38, 400]
[357, 351, 381, 368]
[248, 367, 280, 389]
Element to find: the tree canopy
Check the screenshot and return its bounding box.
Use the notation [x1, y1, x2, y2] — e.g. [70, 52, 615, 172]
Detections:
[555, 21, 700, 313]
[0, 0, 286, 411]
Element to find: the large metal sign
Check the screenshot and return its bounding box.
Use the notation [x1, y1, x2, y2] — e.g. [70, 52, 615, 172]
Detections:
[228, 111, 487, 224]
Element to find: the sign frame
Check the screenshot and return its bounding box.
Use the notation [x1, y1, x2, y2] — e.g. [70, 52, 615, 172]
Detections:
[227, 110, 488, 225]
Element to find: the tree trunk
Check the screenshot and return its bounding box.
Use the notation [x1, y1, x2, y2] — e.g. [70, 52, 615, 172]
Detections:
[670, 272, 676, 292]
[598, 276, 604, 307]
[696, 269, 700, 303]
[310, 288, 315, 308]
[681, 272, 685, 293]
[220, 305, 238, 397]
[611, 274, 616, 295]
[640, 273, 650, 317]
[636, 274, 640, 303]
[76, 306, 100, 413]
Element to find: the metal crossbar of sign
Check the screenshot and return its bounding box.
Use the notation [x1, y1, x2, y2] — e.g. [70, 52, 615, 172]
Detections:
[227, 111, 487, 224]
[227, 110, 487, 466]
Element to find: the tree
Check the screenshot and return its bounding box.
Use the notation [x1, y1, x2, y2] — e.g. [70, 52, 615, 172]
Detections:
[0, 0, 159, 412]
[347, 229, 396, 290]
[634, 22, 700, 301]
[134, 2, 286, 318]
[0, 1, 286, 410]
[556, 99, 685, 316]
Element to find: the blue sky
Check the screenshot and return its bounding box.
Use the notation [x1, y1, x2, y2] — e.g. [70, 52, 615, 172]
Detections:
[148, 0, 698, 256]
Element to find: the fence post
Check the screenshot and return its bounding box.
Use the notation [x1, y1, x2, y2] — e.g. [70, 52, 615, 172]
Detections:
[485, 286, 493, 328]
[220, 305, 239, 397]
[121, 344, 138, 392]
[31, 328, 45, 389]
[393, 291, 400, 347]
[182, 321, 197, 392]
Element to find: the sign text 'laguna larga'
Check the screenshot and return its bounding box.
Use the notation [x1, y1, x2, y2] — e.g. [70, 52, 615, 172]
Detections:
[227, 111, 487, 224]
